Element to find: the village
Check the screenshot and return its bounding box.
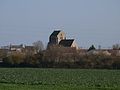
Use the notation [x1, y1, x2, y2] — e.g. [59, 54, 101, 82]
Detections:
[0, 30, 120, 58]
[0, 30, 120, 68]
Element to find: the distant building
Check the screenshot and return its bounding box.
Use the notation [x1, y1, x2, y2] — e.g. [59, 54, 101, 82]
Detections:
[59, 39, 78, 49]
[48, 30, 66, 45]
[88, 45, 96, 51]
[1, 46, 10, 50]
[87, 49, 111, 56]
[10, 44, 24, 52]
[48, 30, 78, 49]
[1, 44, 24, 52]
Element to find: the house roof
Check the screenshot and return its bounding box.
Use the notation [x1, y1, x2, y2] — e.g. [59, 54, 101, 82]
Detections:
[50, 31, 61, 37]
[88, 45, 96, 51]
[59, 39, 74, 47]
[10, 44, 23, 48]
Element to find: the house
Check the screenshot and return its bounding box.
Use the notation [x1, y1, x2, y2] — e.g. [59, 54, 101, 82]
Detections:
[87, 45, 111, 56]
[1, 44, 24, 52]
[87, 45, 97, 55]
[88, 45, 96, 51]
[1, 46, 10, 50]
[10, 44, 24, 52]
[48, 30, 78, 50]
[87, 50, 111, 56]
[87, 50, 99, 55]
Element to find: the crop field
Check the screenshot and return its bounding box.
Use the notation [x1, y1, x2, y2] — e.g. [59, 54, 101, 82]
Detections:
[0, 68, 119, 90]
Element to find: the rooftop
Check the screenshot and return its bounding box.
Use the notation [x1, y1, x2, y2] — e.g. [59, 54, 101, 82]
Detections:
[50, 31, 61, 37]
[59, 39, 74, 47]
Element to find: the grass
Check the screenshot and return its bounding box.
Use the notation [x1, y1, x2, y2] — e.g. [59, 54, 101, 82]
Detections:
[0, 84, 119, 90]
[0, 68, 119, 90]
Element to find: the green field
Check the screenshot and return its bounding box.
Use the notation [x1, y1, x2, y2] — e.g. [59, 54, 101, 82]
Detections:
[0, 68, 119, 90]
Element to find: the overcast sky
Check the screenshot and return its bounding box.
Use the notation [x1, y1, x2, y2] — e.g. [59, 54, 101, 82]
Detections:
[0, 0, 120, 48]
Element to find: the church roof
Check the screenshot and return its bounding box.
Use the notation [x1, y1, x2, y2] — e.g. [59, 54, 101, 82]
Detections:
[50, 31, 61, 37]
[59, 39, 74, 47]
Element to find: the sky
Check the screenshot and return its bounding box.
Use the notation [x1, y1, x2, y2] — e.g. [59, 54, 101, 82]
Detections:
[0, 0, 120, 48]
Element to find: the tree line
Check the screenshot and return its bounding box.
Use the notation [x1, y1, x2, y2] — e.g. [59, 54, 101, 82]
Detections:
[0, 44, 120, 69]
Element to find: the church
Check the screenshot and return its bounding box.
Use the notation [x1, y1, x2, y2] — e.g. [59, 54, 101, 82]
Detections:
[48, 30, 78, 50]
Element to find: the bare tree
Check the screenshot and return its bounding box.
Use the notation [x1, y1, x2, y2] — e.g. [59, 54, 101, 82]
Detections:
[112, 44, 120, 50]
[33, 40, 44, 52]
